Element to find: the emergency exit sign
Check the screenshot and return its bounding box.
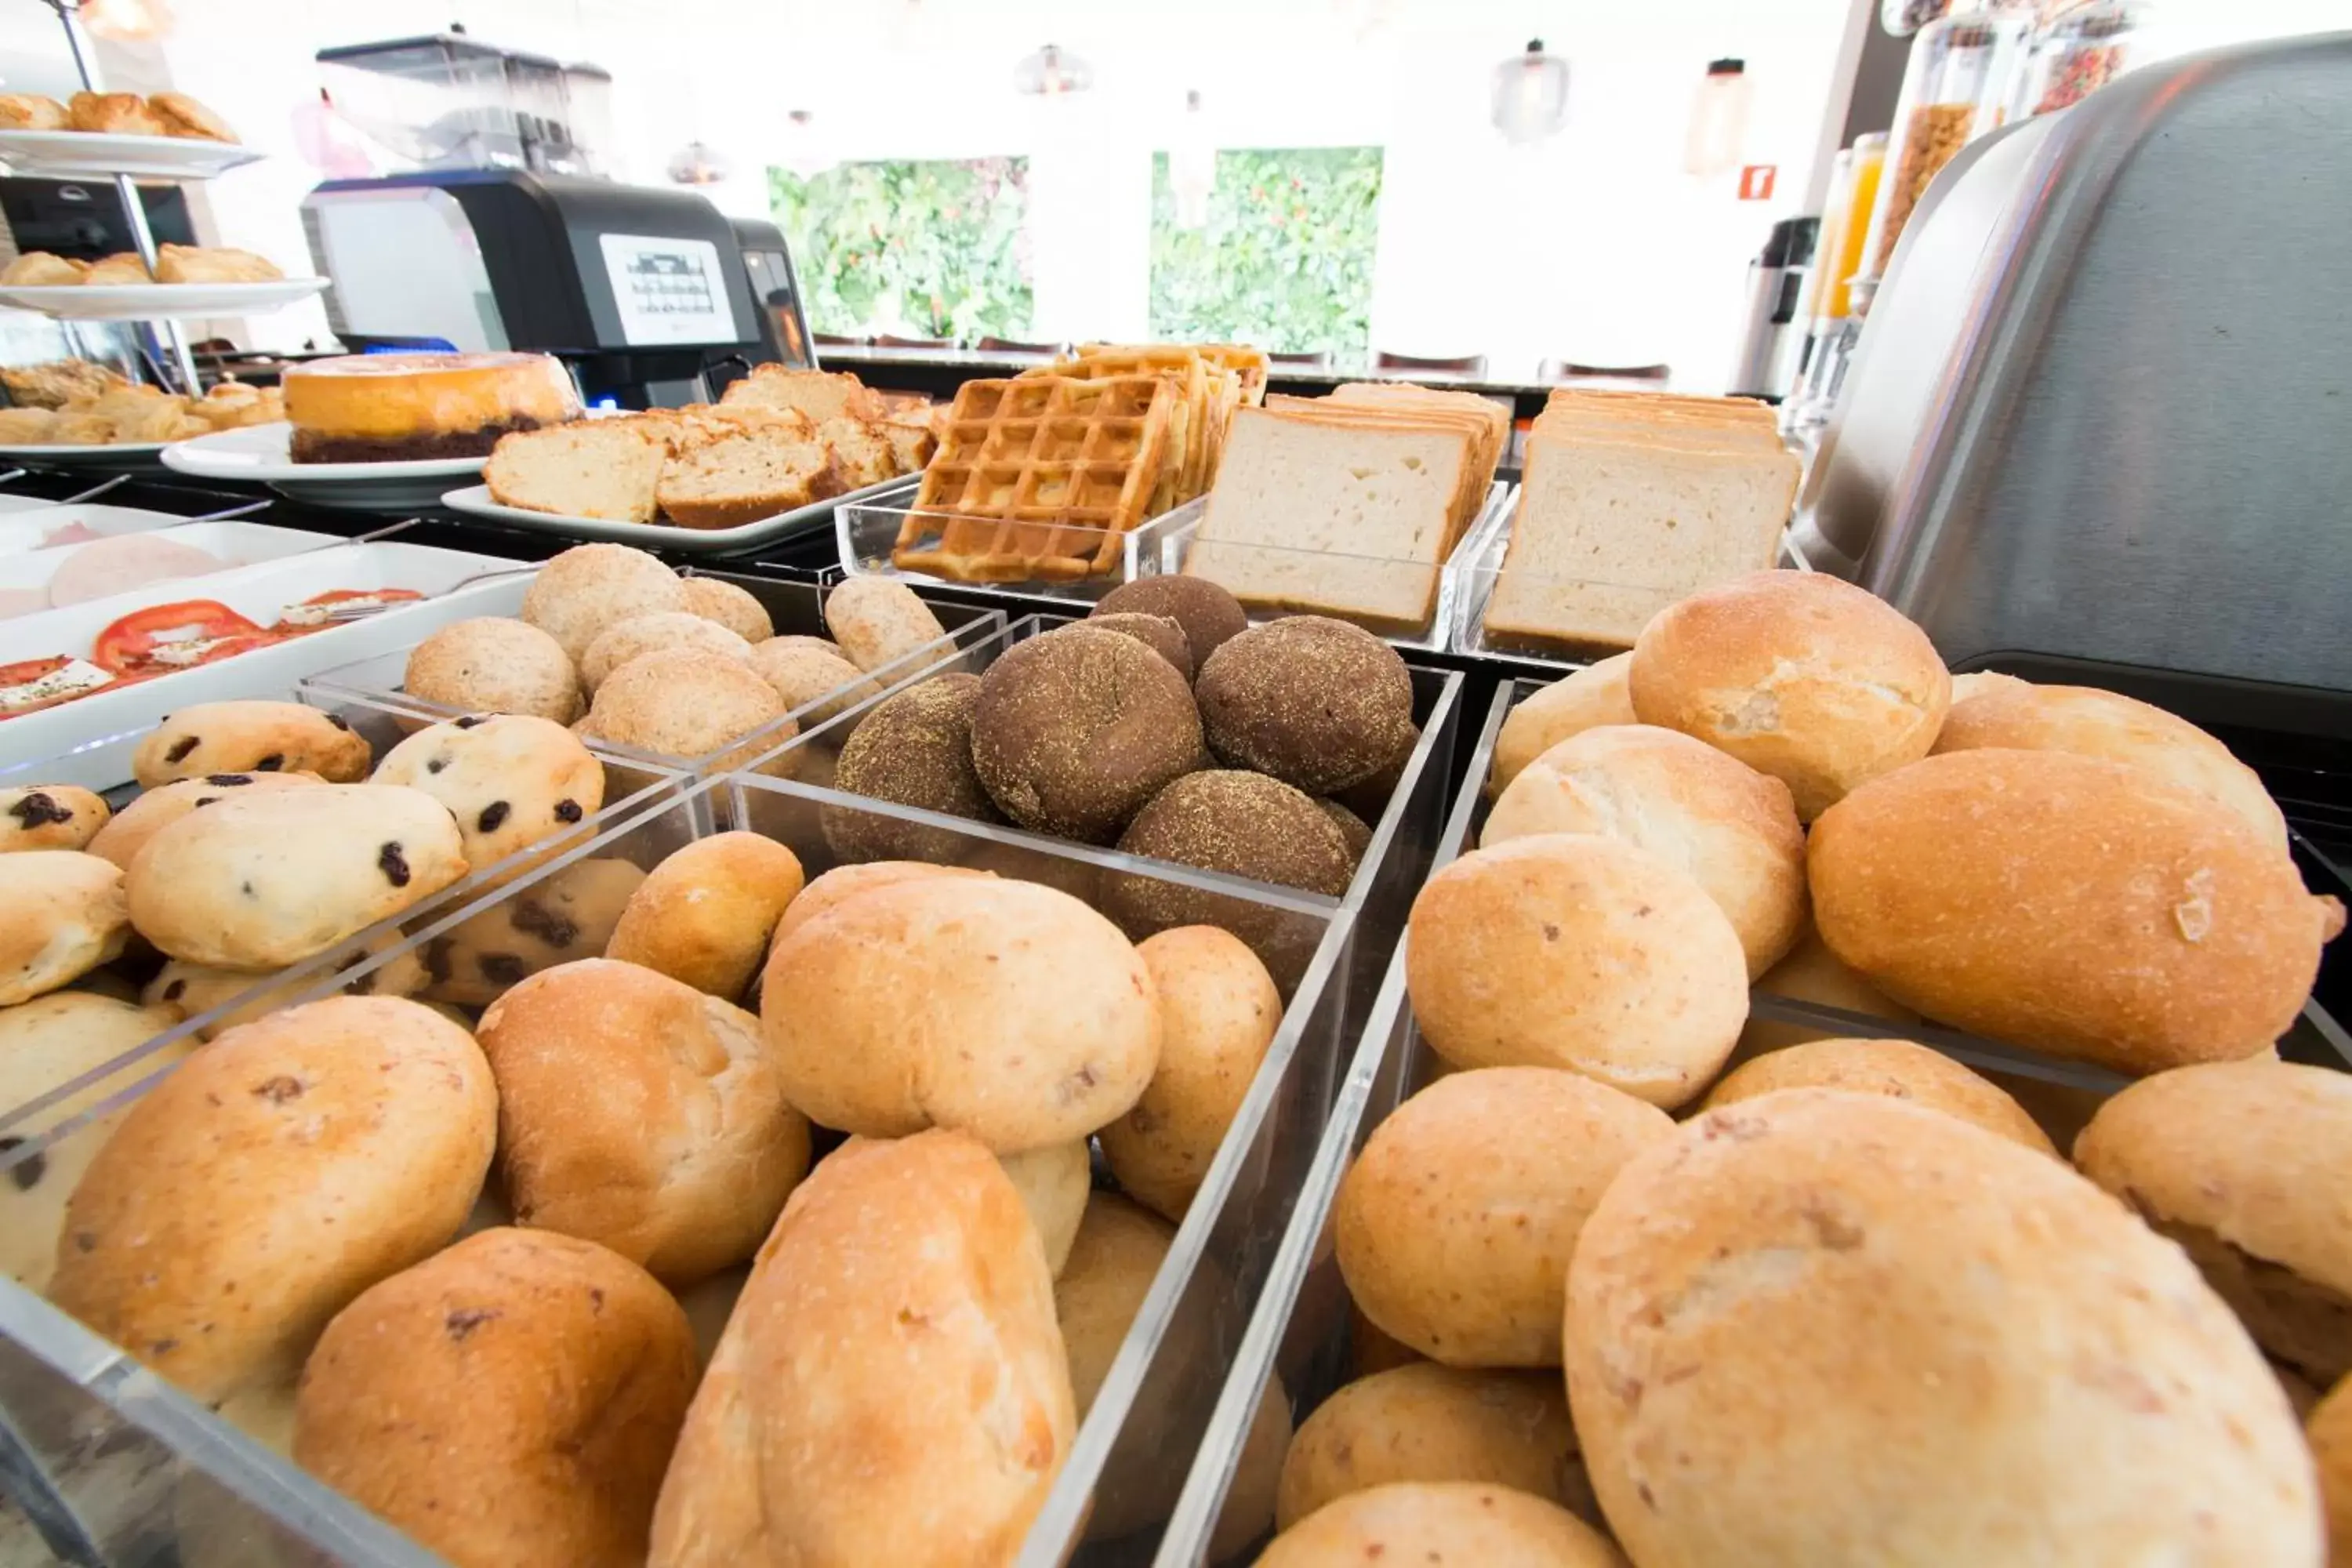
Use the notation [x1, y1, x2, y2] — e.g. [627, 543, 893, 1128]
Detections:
[1738, 164, 1778, 201]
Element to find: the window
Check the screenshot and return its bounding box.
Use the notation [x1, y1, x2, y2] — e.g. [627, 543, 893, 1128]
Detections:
[768, 157, 1033, 340]
[1148, 147, 1383, 355]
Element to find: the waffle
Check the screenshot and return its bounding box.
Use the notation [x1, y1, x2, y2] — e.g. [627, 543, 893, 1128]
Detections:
[892, 375, 1176, 581]
[1023, 347, 1215, 510]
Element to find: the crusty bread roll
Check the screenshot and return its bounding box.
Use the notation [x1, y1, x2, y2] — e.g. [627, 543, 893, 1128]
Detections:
[2074, 1058, 2352, 1383]
[604, 832, 804, 1000]
[1336, 1067, 1672, 1366]
[1734, 923, 1918, 1060]
[1629, 570, 1951, 821]
[1483, 724, 1806, 978]
[823, 575, 949, 673]
[1809, 749, 2340, 1074]
[1700, 1036, 2055, 1153]
[1404, 834, 1748, 1107]
[760, 876, 1160, 1151]
[296, 1228, 697, 1568]
[0, 850, 128, 1004]
[998, 1138, 1090, 1278]
[1098, 925, 1281, 1222]
[1489, 652, 1635, 796]
[1259, 1482, 1626, 1568]
[1948, 670, 2028, 703]
[477, 958, 808, 1286]
[580, 611, 752, 695]
[1276, 1364, 1596, 1533]
[1932, 681, 2288, 852]
[764, 859, 989, 950]
[1566, 1090, 2320, 1566]
[49, 997, 495, 1403]
[647, 1129, 1075, 1567]
[520, 543, 688, 663]
[2310, 1376, 2352, 1568]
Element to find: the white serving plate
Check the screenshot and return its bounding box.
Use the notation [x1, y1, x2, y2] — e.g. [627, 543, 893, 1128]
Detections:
[164, 422, 482, 513]
[0, 541, 529, 765]
[0, 503, 194, 557]
[0, 127, 263, 180]
[0, 521, 340, 622]
[441, 472, 915, 555]
[0, 441, 169, 469]
[0, 278, 327, 321]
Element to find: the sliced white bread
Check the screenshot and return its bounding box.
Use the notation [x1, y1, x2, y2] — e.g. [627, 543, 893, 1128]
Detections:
[1185, 406, 1469, 631]
[484, 422, 667, 523]
[1331, 381, 1511, 485]
[655, 425, 845, 529]
[1262, 396, 1497, 550]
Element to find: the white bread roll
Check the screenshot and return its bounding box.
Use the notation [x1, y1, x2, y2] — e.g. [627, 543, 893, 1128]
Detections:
[1735, 924, 1918, 1060]
[2310, 1377, 2352, 1568]
[997, 1138, 1089, 1278]
[1933, 681, 2288, 852]
[1700, 1036, 2056, 1154]
[1405, 834, 1747, 1108]
[477, 958, 810, 1287]
[295, 1228, 698, 1568]
[49, 997, 495, 1403]
[604, 832, 806, 1000]
[1809, 749, 2340, 1074]
[1489, 652, 1635, 796]
[2074, 1058, 2352, 1384]
[823, 575, 949, 673]
[1259, 1481, 1626, 1568]
[1566, 1090, 2320, 1567]
[764, 859, 989, 951]
[648, 1130, 1074, 1567]
[760, 876, 1159, 1151]
[1948, 669, 2028, 704]
[1483, 724, 1806, 978]
[1335, 1067, 1672, 1367]
[1629, 570, 1951, 821]
[579, 611, 751, 695]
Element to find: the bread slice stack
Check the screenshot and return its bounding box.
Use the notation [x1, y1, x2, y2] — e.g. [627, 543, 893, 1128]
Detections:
[1482, 390, 1798, 655]
[1183, 383, 1508, 632]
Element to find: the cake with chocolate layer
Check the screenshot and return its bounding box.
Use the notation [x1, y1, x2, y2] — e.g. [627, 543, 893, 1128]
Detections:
[283, 352, 581, 464]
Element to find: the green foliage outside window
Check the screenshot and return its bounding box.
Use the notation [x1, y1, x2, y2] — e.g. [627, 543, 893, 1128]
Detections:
[768, 157, 1034, 341]
[1149, 147, 1383, 356]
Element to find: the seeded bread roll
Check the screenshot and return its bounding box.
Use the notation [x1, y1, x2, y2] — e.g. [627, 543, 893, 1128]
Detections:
[822, 673, 1002, 863]
[677, 575, 774, 643]
[1566, 1091, 2319, 1567]
[822, 575, 948, 673]
[295, 1228, 698, 1568]
[402, 617, 583, 724]
[132, 701, 369, 787]
[372, 713, 604, 878]
[2074, 1058, 2352, 1384]
[1629, 570, 1951, 821]
[0, 851, 129, 1004]
[1259, 1483, 1627, 1568]
[520, 543, 687, 664]
[49, 997, 496, 1404]
[1489, 653, 1636, 796]
[971, 624, 1204, 842]
[578, 647, 795, 772]
[1086, 610, 1192, 681]
[604, 833, 805, 1000]
[743, 638, 881, 726]
[579, 612, 752, 695]
[1091, 575, 1247, 670]
[1196, 616, 1415, 794]
[0, 785, 108, 854]
[1700, 1036, 2054, 1153]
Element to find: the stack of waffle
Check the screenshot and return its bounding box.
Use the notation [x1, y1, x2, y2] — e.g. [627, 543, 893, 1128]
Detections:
[891, 342, 1269, 582]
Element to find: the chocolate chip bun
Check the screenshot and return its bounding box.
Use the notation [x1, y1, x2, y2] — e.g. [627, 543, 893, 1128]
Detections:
[1092, 575, 1248, 670]
[132, 701, 369, 788]
[85, 770, 321, 871]
[373, 713, 604, 877]
[0, 851, 129, 1005]
[1196, 616, 1414, 794]
[579, 612, 752, 695]
[0, 785, 108, 854]
[520, 543, 688, 664]
[402, 616, 583, 724]
[1085, 611, 1192, 681]
[678, 575, 774, 643]
[125, 786, 468, 969]
[604, 833, 805, 1000]
[971, 624, 1204, 843]
[822, 673, 1003, 864]
[419, 856, 645, 1009]
[143, 941, 429, 1040]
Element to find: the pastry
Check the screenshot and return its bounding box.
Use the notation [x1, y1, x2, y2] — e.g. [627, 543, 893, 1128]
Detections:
[0, 407, 58, 441]
[0, 784, 109, 853]
[822, 673, 1002, 864]
[603, 833, 805, 1000]
[82, 252, 153, 285]
[154, 244, 281, 285]
[0, 93, 67, 130]
[147, 91, 237, 143]
[0, 850, 129, 1005]
[67, 91, 164, 136]
[283, 351, 581, 464]
[85, 769, 321, 870]
[0, 251, 86, 286]
[401, 616, 583, 725]
[0, 358, 126, 408]
[1196, 616, 1415, 794]
[372, 713, 604, 878]
[518, 543, 686, 664]
[132, 701, 370, 787]
[579, 611, 750, 695]
[419, 856, 644, 1008]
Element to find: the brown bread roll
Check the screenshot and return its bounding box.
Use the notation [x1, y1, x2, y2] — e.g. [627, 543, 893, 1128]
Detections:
[1483, 724, 1806, 978]
[1489, 652, 1635, 796]
[49, 997, 495, 1403]
[822, 673, 1001, 863]
[477, 958, 810, 1286]
[1808, 749, 2340, 1074]
[647, 1130, 1075, 1567]
[604, 832, 805, 1000]
[1335, 1067, 1672, 1367]
[1629, 569, 1950, 821]
[1091, 575, 1247, 669]
[2074, 1058, 2352, 1384]
[1258, 1482, 1626, 1568]
[1195, 616, 1414, 795]
[760, 876, 1159, 1152]
[1700, 1036, 2055, 1154]
[1566, 1090, 2320, 1567]
[294, 1228, 696, 1568]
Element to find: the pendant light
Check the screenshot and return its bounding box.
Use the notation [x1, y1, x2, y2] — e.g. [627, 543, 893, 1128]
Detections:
[1491, 38, 1569, 145]
[78, 0, 173, 42]
[666, 140, 730, 186]
[1169, 89, 1215, 231]
[1014, 44, 1094, 97]
[1682, 58, 1752, 177]
[778, 109, 833, 181]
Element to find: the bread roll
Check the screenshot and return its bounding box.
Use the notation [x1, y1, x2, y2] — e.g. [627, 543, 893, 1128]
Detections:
[1404, 835, 1747, 1107]
[402, 616, 583, 724]
[760, 877, 1159, 1151]
[1566, 1090, 2320, 1566]
[420, 856, 644, 1007]
[69, 91, 164, 135]
[743, 638, 880, 726]
[647, 1130, 1074, 1567]
[1735, 924, 1918, 1059]
[1700, 1036, 2054, 1153]
[1098, 925, 1281, 1221]
[765, 859, 988, 950]
[1933, 681, 2288, 852]
[1335, 1067, 1671, 1366]
[520, 543, 688, 663]
[477, 959, 809, 1286]
[579, 647, 796, 773]
[49, 998, 495, 1403]
[87, 770, 321, 870]
[1809, 750, 2339, 1074]
[132, 700, 370, 786]
[0, 850, 128, 1004]
[371, 713, 604, 878]
[1276, 1365, 1596, 1533]
[677, 575, 774, 642]
[1483, 724, 1805, 978]
[998, 1138, 1090, 1278]
[1489, 652, 1635, 795]
[1259, 1482, 1626, 1568]
[1629, 570, 1951, 821]
[581, 611, 752, 694]
[822, 575, 949, 673]
[296, 1228, 697, 1568]
[604, 833, 805, 1000]
[2074, 1058, 2352, 1383]
[1949, 670, 2029, 703]
[2310, 1376, 2352, 1568]
[0, 784, 108, 853]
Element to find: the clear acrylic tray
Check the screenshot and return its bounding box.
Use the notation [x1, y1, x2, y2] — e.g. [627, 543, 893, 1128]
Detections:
[834, 488, 1207, 604]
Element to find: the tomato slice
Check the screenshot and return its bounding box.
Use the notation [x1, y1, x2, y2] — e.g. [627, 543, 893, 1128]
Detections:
[93, 600, 270, 677]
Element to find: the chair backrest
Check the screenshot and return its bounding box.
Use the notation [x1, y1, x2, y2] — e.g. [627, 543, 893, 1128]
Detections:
[975, 336, 1068, 355]
[875, 334, 958, 350]
[1537, 359, 1672, 383]
[1374, 350, 1487, 376]
[1266, 349, 1332, 367]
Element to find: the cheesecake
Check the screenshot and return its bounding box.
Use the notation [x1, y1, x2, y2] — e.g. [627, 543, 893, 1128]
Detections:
[283, 351, 580, 464]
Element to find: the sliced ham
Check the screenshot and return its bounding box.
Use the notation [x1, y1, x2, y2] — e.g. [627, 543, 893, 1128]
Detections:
[45, 533, 222, 608]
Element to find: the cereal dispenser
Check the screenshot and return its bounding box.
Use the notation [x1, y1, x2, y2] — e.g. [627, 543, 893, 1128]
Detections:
[2015, 2, 2147, 117]
[1856, 7, 2032, 282]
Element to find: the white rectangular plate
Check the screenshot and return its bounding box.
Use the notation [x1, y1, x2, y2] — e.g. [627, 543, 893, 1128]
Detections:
[441, 472, 916, 555]
[164, 423, 482, 514]
[0, 503, 192, 557]
[0, 278, 328, 321]
[0, 521, 340, 622]
[0, 128, 263, 180]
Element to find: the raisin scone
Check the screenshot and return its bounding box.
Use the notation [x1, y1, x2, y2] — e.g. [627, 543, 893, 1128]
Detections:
[125, 786, 466, 969]
[0, 851, 130, 1005]
[85, 771, 321, 871]
[372, 713, 605, 879]
[0, 785, 110, 854]
[132, 702, 370, 788]
[143, 938, 431, 1041]
[418, 856, 646, 1008]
